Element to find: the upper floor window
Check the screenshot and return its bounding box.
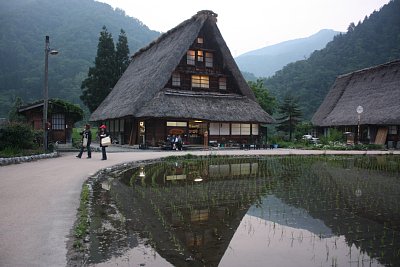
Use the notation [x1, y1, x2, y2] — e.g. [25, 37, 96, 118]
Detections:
[172, 72, 180, 86]
[187, 50, 195, 65]
[205, 52, 213, 68]
[219, 77, 227, 90]
[192, 75, 209, 88]
[197, 37, 204, 44]
[197, 51, 204, 62]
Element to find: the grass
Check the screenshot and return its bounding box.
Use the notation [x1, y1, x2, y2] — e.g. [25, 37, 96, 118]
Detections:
[73, 183, 90, 250]
[0, 146, 43, 158]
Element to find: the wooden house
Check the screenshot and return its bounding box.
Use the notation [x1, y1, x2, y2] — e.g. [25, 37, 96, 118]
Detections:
[90, 10, 274, 147]
[312, 60, 400, 148]
[18, 99, 83, 144]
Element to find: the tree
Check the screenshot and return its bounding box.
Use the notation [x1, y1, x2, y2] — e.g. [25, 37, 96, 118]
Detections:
[80, 26, 116, 113]
[276, 94, 302, 141]
[248, 79, 276, 115]
[115, 29, 131, 79]
[8, 96, 25, 122]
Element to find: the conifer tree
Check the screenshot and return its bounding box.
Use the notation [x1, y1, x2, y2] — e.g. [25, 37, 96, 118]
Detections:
[81, 26, 116, 112]
[115, 29, 130, 80]
[276, 94, 302, 141]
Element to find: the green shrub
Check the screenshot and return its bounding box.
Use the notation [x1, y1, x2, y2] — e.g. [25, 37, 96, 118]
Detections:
[0, 122, 35, 150]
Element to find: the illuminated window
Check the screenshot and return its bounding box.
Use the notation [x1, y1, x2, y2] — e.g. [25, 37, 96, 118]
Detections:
[197, 37, 204, 44]
[205, 52, 213, 67]
[172, 72, 180, 86]
[197, 51, 204, 62]
[192, 75, 209, 88]
[51, 113, 64, 130]
[231, 123, 241, 135]
[187, 50, 195, 65]
[167, 121, 188, 127]
[241, 124, 251, 135]
[219, 77, 227, 90]
[231, 123, 251, 135]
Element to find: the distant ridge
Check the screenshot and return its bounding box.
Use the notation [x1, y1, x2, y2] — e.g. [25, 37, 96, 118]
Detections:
[263, 0, 400, 120]
[235, 29, 340, 77]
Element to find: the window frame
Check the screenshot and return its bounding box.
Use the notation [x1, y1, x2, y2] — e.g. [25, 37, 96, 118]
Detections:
[197, 51, 204, 62]
[388, 125, 398, 135]
[187, 50, 195, 65]
[192, 75, 209, 89]
[219, 77, 227, 90]
[205, 52, 213, 68]
[51, 113, 65, 130]
[172, 72, 181, 87]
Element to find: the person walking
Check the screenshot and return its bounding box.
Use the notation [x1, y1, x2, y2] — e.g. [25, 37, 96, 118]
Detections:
[176, 135, 183, 151]
[76, 124, 92, 159]
[98, 124, 109, 160]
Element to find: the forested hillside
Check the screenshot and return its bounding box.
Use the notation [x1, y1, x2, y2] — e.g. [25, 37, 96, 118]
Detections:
[263, 0, 400, 120]
[0, 0, 160, 117]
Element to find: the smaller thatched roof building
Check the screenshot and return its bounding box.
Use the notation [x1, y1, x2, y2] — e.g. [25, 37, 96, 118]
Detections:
[312, 60, 400, 127]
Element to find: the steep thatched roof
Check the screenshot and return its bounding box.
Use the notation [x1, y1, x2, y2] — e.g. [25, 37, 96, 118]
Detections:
[90, 10, 274, 124]
[312, 60, 400, 126]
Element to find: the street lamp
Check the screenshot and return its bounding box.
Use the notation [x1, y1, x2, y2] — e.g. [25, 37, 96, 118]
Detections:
[43, 35, 58, 151]
[356, 105, 363, 144]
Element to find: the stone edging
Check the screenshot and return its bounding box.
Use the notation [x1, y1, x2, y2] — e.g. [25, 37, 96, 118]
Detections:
[0, 152, 59, 166]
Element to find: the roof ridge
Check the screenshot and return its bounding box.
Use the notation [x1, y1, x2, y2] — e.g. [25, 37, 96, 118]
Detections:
[131, 10, 218, 59]
[338, 59, 400, 78]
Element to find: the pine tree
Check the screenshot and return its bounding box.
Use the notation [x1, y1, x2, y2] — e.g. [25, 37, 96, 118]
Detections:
[276, 95, 302, 141]
[115, 29, 130, 80]
[80, 26, 116, 112]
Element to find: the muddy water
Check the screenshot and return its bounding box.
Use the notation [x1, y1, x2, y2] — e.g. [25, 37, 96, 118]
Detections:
[87, 155, 400, 266]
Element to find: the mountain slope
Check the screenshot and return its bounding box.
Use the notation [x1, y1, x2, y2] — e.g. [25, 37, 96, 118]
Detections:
[0, 0, 160, 117]
[263, 0, 400, 120]
[235, 29, 340, 77]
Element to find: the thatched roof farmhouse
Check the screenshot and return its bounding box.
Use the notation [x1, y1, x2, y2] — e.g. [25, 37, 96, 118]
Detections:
[90, 10, 274, 147]
[312, 60, 400, 147]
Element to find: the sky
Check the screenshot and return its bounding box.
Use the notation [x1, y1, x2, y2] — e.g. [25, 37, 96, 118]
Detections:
[96, 0, 391, 56]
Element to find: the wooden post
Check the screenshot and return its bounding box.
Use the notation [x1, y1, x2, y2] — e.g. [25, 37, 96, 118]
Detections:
[203, 130, 208, 150]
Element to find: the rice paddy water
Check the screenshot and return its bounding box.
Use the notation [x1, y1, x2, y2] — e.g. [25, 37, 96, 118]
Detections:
[85, 155, 400, 266]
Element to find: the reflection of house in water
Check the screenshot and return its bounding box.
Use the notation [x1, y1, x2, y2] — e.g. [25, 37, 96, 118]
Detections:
[109, 160, 266, 266]
[88, 156, 400, 267]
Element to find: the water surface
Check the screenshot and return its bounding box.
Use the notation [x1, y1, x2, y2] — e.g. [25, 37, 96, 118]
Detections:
[87, 155, 400, 266]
